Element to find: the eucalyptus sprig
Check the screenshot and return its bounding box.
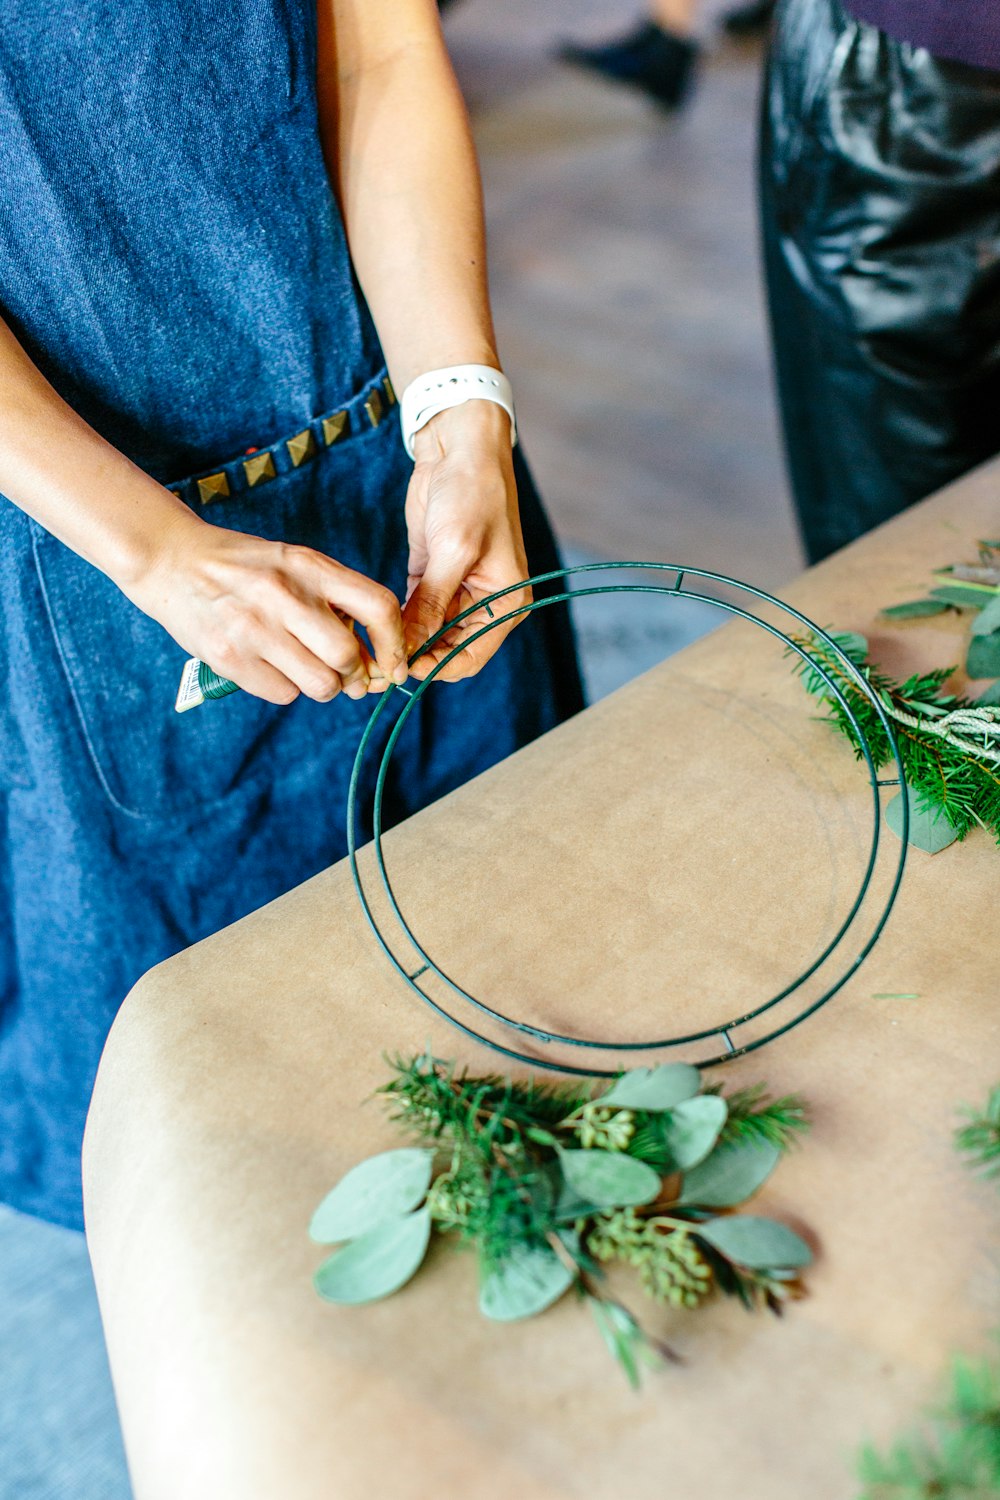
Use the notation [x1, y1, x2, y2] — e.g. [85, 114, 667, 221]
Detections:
[880, 536, 1000, 688]
[790, 630, 1000, 853]
[310, 1055, 812, 1386]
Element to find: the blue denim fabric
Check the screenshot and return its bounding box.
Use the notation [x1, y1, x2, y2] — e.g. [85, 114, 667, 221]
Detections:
[0, 2, 583, 1228]
[0, 0, 382, 482]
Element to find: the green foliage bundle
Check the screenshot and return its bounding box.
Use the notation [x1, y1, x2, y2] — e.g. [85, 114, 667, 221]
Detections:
[880, 537, 1000, 687]
[855, 1085, 1000, 1499]
[790, 630, 1000, 853]
[309, 1055, 811, 1386]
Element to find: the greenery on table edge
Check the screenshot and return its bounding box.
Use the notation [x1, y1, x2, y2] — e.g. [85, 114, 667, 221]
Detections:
[309, 1054, 812, 1386]
[855, 1085, 1000, 1499]
[789, 537, 1000, 854]
[880, 537, 1000, 687]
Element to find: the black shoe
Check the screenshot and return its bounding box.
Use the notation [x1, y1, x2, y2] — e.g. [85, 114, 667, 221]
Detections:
[720, 0, 775, 36]
[558, 21, 700, 111]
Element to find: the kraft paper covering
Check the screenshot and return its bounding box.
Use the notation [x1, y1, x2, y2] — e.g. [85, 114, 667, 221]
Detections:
[83, 463, 1000, 1500]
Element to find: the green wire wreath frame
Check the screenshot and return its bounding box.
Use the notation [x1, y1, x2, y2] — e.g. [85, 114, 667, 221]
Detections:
[348, 562, 908, 1075]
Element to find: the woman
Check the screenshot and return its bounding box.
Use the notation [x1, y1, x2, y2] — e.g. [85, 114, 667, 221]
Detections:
[0, 0, 582, 1230]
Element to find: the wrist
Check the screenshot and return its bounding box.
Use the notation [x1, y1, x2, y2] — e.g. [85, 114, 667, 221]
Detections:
[400, 364, 516, 460]
[411, 398, 513, 463]
[113, 489, 207, 601]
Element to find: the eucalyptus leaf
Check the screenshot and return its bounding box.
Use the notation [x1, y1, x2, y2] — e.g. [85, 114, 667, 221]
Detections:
[313, 1207, 431, 1304]
[880, 598, 949, 621]
[598, 1063, 701, 1112]
[661, 1094, 728, 1170]
[930, 583, 993, 610]
[557, 1147, 661, 1208]
[969, 594, 1000, 637]
[479, 1240, 575, 1321]
[966, 630, 1000, 680]
[553, 1177, 602, 1224]
[977, 680, 1000, 707]
[884, 788, 958, 854]
[309, 1148, 434, 1244]
[695, 1214, 812, 1269]
[677, 1138, 781, 1208]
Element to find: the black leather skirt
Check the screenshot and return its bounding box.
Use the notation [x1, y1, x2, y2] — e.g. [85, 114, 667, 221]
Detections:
[760, 0, 1000, 561]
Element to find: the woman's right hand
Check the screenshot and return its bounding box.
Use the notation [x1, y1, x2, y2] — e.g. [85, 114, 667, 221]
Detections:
[127, 510, 410, 705]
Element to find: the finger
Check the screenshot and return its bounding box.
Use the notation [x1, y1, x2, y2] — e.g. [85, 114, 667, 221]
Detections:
[284, 602, 369, 700]
[358, 639, 394, 694]
[411, 585, 532, 683]
[297, 552, 407, 685]
[402, 549, 470, 666]
[257, 627, 346, 704]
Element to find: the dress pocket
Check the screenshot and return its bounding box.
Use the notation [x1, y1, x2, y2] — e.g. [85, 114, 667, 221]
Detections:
[30, 520, 327, 821]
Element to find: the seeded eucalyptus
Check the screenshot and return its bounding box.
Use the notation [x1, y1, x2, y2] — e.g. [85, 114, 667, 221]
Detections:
[310, 1054, 812, 1385]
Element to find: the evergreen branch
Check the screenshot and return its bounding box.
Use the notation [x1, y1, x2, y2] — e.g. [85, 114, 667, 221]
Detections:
[789, 633, 1000, 845]
[856, 1351, 1000, 1499]
[955, 1087, 1000, 1182]
[708, 1082, 810, 1152]
[853, 1090, 1000, 1496]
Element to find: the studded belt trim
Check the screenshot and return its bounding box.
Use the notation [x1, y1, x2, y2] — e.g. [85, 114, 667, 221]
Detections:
[168, 369, 397, 508]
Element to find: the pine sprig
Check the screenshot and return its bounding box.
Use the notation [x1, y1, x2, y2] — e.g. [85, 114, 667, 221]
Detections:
[856, 1352, 1000, 1499]
[709, 1083, 810, 1152]
[955, 1086, 1000, 1182]
[790, 632, 1000, 845]
[853, 1087, 1000, 1497]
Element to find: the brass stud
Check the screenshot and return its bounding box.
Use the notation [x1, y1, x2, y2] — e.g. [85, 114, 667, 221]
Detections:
[197, 472, 230, 505]
[322, 411, 348, 446]
[382, 375, 396, 406]
[286, 428, 317, 468]
[243, 451, 277, 487]
[365, 390, 384, 428]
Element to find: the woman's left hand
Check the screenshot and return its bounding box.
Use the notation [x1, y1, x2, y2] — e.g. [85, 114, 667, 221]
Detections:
[402, 400, 532, 681]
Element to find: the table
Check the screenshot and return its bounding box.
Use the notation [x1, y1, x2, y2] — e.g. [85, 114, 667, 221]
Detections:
[83, 464, 1000, 1500]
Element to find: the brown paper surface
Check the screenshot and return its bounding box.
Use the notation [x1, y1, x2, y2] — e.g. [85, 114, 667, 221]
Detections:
[84, 464, 1000, 1500]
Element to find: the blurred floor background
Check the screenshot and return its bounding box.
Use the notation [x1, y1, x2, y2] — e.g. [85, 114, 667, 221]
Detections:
[448, 0, 801, 589]
[1, 4, 795, 1495]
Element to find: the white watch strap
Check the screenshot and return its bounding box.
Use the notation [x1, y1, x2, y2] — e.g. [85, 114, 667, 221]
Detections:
[399, 365, 517, 459]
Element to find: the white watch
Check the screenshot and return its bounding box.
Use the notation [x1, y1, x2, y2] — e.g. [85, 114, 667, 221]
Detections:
[399, 364, 517, 459]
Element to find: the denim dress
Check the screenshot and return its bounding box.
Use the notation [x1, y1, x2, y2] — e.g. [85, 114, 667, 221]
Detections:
[0, 2, 583, 1228]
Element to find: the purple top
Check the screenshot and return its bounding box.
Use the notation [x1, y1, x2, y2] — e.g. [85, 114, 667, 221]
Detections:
[844, 0, 1000, 71]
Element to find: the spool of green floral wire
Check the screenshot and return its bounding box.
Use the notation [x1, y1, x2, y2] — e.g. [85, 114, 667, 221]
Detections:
[347, 561, 909, 1076]
[174, 657, 241, 713]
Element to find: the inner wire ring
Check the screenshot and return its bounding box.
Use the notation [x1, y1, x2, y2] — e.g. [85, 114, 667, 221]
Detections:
[348, 562, 908, 1075]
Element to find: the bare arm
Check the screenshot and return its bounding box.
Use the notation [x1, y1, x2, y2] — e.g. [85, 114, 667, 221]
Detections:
[318, 0, 531, 678]
[0, 317, 407, 703]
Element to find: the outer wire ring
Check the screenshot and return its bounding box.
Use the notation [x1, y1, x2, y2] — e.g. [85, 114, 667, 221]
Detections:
[348, 563, 908, 1074]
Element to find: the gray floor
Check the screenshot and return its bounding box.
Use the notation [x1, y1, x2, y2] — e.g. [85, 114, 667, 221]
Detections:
[1, 4, 790, 1495]
[0, 1206, 131, 1499]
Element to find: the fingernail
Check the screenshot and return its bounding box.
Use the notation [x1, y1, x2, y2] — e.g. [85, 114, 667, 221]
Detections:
[344, 680, 368, 701]
[392, 662, 410, 685]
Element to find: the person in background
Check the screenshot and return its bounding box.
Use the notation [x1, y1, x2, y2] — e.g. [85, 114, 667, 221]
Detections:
[761, 0, 1000, 562]
[557, 0, 775, 111]
[559, 0, 701, 110]
[0, 0, 582, 1231]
